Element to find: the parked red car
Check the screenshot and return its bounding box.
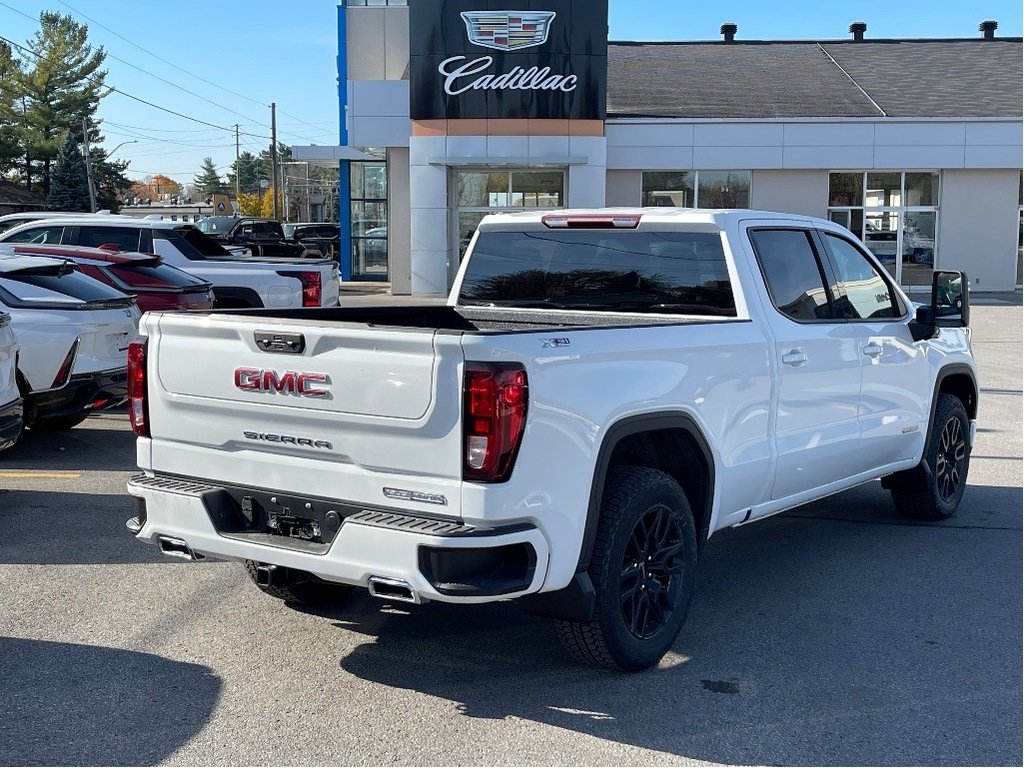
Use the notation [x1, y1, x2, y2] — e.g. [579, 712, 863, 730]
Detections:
[6, 244, 214, 312]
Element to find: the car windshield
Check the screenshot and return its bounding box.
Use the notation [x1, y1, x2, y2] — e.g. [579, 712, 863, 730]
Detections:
[195, 217, 238, 234]
[459, 229, 736, 316]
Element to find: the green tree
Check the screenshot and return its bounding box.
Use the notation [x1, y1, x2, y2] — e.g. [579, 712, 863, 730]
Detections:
[193, 157, 227, 197]
[12, 12, 109, 197]
[44, 130, 90, 211]
[0, 42, 23, 177]
[91, 148, 132, 212]
[227, 151, 260, 194]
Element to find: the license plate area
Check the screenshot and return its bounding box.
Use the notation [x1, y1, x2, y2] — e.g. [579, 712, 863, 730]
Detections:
[202, 487, 346, 552]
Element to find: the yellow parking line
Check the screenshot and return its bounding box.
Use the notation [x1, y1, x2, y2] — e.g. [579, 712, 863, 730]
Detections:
[0, 471, 82, 479]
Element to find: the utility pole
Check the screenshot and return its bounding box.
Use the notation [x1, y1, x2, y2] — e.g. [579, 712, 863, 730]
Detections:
[270, 103, 279, 220]
[82, 116, 97, 213]
[234, 124, 240, 198]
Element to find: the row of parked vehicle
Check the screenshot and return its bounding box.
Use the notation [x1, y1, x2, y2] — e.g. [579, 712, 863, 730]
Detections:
[0, 210, 343, 455]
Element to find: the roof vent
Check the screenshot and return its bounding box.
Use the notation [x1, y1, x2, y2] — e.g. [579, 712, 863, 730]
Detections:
[849, 21, 867, 42]
[720, 23, 737, 43]
[979, 20, 998, 39]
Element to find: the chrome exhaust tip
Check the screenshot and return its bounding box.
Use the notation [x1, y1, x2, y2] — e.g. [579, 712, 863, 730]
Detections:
[367, 576, 421, 604]
[157, 535, 202, 561]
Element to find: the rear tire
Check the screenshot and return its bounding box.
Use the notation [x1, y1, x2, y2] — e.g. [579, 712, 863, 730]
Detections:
[891, 393, 970, 521]
[556, 466, 698, 671]
[243, 560, 353, 605]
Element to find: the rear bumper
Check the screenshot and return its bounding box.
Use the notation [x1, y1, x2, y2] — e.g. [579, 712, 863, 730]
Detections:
[0, 397, 23, 450]
[30, 368, 128, 425]
[126, 473, 549, 603]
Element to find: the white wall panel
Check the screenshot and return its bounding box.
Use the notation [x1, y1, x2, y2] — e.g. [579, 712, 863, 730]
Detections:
[750, 170, 828, 217]
[606, 123, 694, 147]
[409, 164, 447, 209]
[486, 136, 530, 157]
[874, 122, 966, 146]
[445, 135, 488, 158]
[349, 116, 411, 148]
[409, 136, 445, 167]
[938, 169, 1019, 289]
[567, 165, 607, 208]
[387, 147, 412, 294]
[873, 145, 965, 169]
[606, 145, 692, 169]
[351, 81, 410, 117]
[693, 145, 785, 169]
[964, 146, 1023, 168]
[410, 208, 449, 253]
[605, 169, 642, 206]
[410, 249, 450, 295]
[693, 123, 785, 146]
[782, 122, 875, 146]
[568, 137, 607, 165]
[782, 145, 876, 169]
[965, 122, 1022, 146]
[528, 135, 571, 158]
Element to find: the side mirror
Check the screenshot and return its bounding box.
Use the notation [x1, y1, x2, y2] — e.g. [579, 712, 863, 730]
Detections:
[909, 270, 969, 342]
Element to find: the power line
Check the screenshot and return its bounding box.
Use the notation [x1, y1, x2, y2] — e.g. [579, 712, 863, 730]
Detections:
[0, 30, 273, 140]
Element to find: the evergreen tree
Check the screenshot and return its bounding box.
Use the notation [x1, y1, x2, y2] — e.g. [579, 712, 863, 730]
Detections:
[45, 130, 90, 211]
[0, 43, 22, 177]
[91, 148, 132, 212]
[227, 151, 260, 194]
[194, 157, 227, 197]
[14, 12, 109, 196]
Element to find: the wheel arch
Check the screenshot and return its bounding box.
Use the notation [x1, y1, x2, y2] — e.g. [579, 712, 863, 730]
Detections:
[929, 364, 978, 446]
[578, 411, 716, 572]
[212, 286, 264, 309]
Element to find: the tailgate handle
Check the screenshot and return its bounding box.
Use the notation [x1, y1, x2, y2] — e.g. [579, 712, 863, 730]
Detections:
[255, 331, 305, 354]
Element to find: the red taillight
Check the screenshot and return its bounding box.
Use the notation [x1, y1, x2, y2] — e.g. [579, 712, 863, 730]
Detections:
[463, 364, 528, 483]
[128, 340, 148, 437]
[51, 338, 79, 388]
[542, 213, 641, 229]
[280, 270, 322, 307]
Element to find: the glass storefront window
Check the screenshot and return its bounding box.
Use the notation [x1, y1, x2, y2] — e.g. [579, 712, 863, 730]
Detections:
[697, 171, 750, 208]
[865, 172, 902, 207]
[828, 171, 940, 287]
[452, 169, 566, 278]
[350, 161, 387, 281]
[642, 171, 693, 207]
[905, 172, 939, 207]
[829, 173, 863, 207]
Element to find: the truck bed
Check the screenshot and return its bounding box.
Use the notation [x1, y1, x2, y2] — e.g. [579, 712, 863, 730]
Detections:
[214, 303, 718, 333]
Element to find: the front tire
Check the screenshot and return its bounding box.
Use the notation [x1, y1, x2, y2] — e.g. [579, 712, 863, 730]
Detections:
[556, 466, 698, 671]
[243, 560, 353, 605]
[891, 393, 970, 521]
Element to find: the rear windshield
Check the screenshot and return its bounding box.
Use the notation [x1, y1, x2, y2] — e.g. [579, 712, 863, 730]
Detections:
[459, 229, 735, 316]
[195, 217, 238, 234]
[0, 265, 133, 307]
[107, 261, 209, 289]
[153, 227, 229, 260]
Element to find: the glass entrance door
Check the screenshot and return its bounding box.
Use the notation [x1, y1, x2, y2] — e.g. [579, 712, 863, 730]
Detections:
[451, 169, 564, 285]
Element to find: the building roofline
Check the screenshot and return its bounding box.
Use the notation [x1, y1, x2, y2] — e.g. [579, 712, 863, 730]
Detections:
[610, 37, 1023, 46]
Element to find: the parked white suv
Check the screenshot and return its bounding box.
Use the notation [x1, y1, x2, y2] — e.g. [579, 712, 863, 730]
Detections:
[0, 249, 140, 431]
[0, 310, 21, 451]
[0, 216, 340, 309]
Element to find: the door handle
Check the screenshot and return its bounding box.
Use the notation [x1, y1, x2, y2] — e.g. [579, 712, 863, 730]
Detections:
[863, 342, 883, 358]
[781, 350, 808, 367]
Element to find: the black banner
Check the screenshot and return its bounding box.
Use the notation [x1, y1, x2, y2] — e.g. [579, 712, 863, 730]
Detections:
[409, 0, 608, 120]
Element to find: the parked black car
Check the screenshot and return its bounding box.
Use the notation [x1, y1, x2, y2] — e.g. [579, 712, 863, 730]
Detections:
[195, 217, 323, 259]
[283, 222, 340, 261]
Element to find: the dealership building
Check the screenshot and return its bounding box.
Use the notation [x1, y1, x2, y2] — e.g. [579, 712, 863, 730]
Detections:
[295, 1, 1023, 295]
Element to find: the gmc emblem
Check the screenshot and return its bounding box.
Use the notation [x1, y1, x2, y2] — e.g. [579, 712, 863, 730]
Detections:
[234, 368, 330, 398]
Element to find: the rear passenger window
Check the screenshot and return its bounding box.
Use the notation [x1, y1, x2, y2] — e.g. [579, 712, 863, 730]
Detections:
[78, 226, 141, 252]
[3, 225, 65, 245]
[749, 229, 833, 321]
[821, 233, 905, 320]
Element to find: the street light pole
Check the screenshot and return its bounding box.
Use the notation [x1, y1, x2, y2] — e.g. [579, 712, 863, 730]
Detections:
[105, 139, 138, 158]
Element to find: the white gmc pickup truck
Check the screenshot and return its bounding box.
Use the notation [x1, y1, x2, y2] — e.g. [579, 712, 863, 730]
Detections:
[127, 209, 977, 671]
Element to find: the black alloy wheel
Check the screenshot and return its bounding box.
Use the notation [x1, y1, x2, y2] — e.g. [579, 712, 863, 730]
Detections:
[935, 413, 967, 503]
[619, 503, 687, 640]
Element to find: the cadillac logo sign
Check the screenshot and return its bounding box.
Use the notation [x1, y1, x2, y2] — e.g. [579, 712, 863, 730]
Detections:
[460, 10, 556, 51]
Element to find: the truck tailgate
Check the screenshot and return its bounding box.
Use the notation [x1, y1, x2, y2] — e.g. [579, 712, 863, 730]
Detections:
[142, 312, 465, 516]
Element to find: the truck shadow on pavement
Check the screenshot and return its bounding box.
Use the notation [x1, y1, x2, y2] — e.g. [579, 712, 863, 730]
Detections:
[0, 637, 220, 766]
[332, 481, 1022, 766]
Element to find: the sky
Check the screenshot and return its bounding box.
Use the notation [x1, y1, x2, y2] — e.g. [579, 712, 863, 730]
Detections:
[1, 0, 1021, 188]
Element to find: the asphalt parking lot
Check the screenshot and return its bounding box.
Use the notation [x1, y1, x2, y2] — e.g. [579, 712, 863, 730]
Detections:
[0, 302, 1020, 767]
